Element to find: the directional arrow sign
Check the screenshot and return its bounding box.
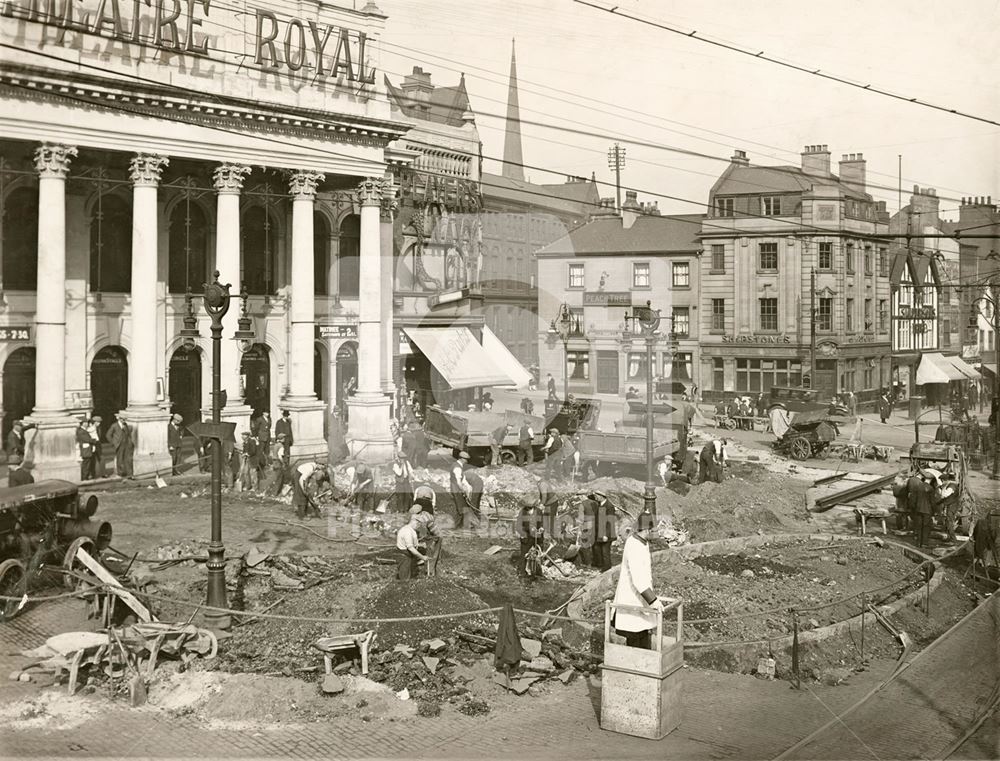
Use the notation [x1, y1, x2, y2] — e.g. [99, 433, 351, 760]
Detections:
[188, 421, 237, 443]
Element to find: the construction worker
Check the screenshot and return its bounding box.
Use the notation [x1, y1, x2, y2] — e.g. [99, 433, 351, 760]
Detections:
[349, 461, 375, 514]
[907, 469, 934, 548]
[515, 499, 545, 579]
[591, 491, 617, 572]
[396, 506, 428, 580]
[292, 461, 330, 519]
[541, 428, 562, 479]
[490, 423, 512, 467]
[517, 418, 535, 467]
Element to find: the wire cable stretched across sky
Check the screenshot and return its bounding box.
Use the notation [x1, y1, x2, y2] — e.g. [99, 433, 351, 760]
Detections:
[573, 0, 1000, 129]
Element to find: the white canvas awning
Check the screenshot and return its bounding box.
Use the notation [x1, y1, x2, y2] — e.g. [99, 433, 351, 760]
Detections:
[402, 327, 515, 390]
[481, 326, 534, 389]
[916, 353, 968, 384]
[943, 354, 982, 380]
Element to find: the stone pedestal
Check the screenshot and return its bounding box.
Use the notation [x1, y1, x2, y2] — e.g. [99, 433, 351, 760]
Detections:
[24, 416, 80, 482]
[347, 395, 395, 464]
[122, 408, 172, 478]
[204, 404, 254, 438]
[282, 398, 328, 462]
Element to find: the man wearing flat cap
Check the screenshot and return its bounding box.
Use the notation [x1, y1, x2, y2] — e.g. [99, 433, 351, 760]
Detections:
[396, 505, 429, 580]
[449, 449, 473, 528]
[167, 413, 184, 476]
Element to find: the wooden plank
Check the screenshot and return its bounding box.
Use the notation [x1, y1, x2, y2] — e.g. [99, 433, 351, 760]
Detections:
[74, 547, 154, 623]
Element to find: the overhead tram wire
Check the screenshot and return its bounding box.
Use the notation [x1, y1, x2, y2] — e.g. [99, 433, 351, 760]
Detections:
[5, 46, 1000, 276]
[120, 0, 983, 202]
[572, 0, 1000, 130]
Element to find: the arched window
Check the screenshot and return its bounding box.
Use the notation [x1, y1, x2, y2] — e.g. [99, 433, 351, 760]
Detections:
[168, 199, 209, 294]
[338, 214, 360, 299]
[242, 206, 278, 296]
[314, 211, 329, 296]
[89, 194, 132, 292]
[2, 187, 38, 290]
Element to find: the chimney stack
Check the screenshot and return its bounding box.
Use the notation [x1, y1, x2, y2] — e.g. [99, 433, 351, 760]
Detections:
[400, 66, 434, 113]
[731, 149, 749, 166]
[801, 144, 831, 176]
[839, 153, 867, 195]
[622, 190, 642, 229]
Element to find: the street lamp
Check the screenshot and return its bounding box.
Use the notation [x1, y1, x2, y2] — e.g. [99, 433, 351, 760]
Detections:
[199, 270, 254, 630]
[551, 303, 573, 404]
[179, 288, 200, 350]
[967, 278, 1000, 479]
[623, 300, 661, 520]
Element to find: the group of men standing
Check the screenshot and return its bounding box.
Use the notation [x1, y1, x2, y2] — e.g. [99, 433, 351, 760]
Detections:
[76, 413, 134, 481]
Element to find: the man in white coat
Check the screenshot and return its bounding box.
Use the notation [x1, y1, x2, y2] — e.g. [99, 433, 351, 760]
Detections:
[612, 511, 662, 649]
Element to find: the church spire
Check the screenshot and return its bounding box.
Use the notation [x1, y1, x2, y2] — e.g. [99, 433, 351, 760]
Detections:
[502, 39, 525, 182]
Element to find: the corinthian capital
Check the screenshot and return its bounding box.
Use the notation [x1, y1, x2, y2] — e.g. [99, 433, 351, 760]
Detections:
[33, 143, 78, 178]
[356, 176, 384, 207]
[129, 154, 170, 187]
[287, 170, 325, 200]
[213, 164, 252, 195]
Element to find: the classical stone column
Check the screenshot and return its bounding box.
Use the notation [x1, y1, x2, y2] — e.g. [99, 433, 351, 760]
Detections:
[128, 155, 168, 408]
[27, 143, 80, 480]
[121, 155, 172, 476]
[380, 179, 397, 396]
[347, 177, 394, 463]
[283, 170, 328, 460]
[210, 163, 253, 436]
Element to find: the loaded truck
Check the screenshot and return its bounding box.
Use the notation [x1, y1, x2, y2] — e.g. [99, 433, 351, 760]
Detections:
[423, 406, 546, 465]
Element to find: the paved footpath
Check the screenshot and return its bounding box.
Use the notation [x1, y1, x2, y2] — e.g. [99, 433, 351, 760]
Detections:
[778, 592, 1000, 761]
[2, 591, 997, 759]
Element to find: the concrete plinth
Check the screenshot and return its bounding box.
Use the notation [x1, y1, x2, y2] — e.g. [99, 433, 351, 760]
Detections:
[24, 415, 81, 482]
[122, 407, 172, 478]
[346, 394, 395, 464]
[282, 398, 328, 462]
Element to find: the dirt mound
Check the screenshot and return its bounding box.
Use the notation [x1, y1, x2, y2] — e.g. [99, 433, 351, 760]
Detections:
[359, 578, 497, 647]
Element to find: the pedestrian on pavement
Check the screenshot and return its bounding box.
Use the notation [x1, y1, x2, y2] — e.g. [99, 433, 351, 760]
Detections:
[106, 412, 134, 479]
[490, 423, 512, 466]
[76, 418, 95, 481]
[517, 419, 534, 466]
[515, 499, 545, 578]
[612, 510, 662, 650]
[396, 505, 429, 580]
[591, 491, 617, 572]
[449, 450, 473, 528]
[546, 374, 556, 399]
[878, 390, 893, 424]
[255, 412, 272, 466]
[8, 456, 33, 487]
[6, 420, 32, 463]
[907, 470, 934, 548]
[275, 410, 293, 456]
[292, 461, 330, 519]
[541, 428, 562, 479]
[392, 451, 414, 513]
[87, 416, 104, 478]
[167, 414, 185, 476]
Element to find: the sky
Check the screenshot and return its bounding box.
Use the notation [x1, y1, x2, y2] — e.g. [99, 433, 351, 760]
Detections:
[375, 0, 1000, 221]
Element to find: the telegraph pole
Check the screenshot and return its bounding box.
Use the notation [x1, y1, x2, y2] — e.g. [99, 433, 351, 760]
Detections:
[608, 143, 626, 212]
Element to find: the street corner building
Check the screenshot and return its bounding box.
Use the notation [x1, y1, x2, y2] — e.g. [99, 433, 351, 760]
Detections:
[0, 0, 413, 478]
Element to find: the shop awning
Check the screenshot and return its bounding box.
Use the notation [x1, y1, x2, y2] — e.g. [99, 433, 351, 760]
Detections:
[480, 326, 534, 389]
[402, 327, 515, 390]
[916, 353, 970, 384]
[944, 354, 982, 380]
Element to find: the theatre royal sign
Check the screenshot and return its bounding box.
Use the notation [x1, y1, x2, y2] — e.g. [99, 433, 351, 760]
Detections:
[1, 0, 377, 92]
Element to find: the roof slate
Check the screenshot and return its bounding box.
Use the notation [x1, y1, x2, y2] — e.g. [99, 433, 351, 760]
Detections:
[715, 165, 871, 201]
[537, 214, 704, 256]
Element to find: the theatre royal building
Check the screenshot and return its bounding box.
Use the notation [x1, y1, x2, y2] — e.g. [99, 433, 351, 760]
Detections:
[0, 0, 420, 479]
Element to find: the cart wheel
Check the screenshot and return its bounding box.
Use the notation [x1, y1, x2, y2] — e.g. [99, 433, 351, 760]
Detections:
[788, 437, 811, 461]
[500, 450, 517, 465]
[723, 417, 737, 431]
[62, 537, 95, 590]
[0, 558, 26, 622]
